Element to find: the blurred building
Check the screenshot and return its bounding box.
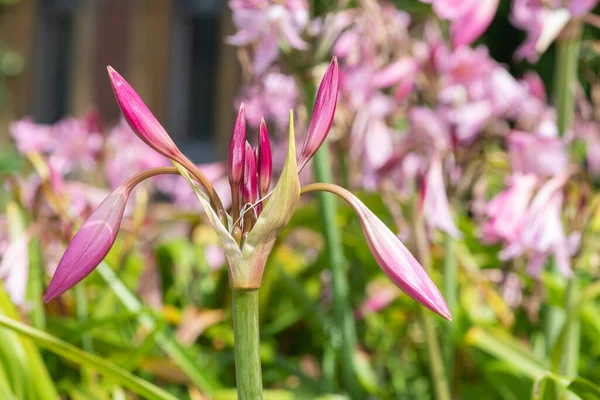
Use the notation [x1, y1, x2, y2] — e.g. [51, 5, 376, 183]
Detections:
[0, 0, 241, 161]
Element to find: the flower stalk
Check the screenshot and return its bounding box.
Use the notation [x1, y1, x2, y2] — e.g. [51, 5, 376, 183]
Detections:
[301, 78, 361, 397]
[412, 204, 452, 400]
[442, 235, 457, 379]
[552, 22, 581, 377]
[232, 289, 263, 400]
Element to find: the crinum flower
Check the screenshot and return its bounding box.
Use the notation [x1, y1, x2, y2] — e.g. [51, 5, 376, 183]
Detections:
[44, 58, 451, 320]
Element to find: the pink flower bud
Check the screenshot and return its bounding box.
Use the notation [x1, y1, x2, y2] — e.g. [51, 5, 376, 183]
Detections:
[43, 167, 179, 303]
[228, 104, 247, 187]
[242, 141, 258, 206]
[107, 67, 183, 162]
[44, 186, 129, 303]
[298, 57, 339, 170]
[306, 184, 451, 320]
[258, 118, 272, 197]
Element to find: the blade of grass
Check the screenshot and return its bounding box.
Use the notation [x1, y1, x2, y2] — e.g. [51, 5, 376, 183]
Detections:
[96, 261, 220, 393]
[0, 314, 177, 400]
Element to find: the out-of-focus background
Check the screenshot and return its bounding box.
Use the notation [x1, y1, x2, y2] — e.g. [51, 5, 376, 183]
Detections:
[0, 0, 241, 159]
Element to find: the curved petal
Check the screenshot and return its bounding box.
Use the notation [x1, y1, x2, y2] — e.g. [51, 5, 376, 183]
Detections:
[302, 184, 451, 320]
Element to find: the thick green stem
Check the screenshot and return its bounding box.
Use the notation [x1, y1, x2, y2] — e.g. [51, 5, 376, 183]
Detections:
[302, 83, 360, 397]
[413, 209, 451, 400]
[232, 289, 263, 400]
[442, 235, 457, 380]
[550, 25, 581, 374]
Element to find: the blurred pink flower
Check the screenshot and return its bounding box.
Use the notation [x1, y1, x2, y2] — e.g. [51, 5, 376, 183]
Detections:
[423, 0, 499, 47]
[481, 173, 537, 243]
[237, 71, 300, 130]
[354, 282, 400, 320]
[508, 131, 568, 177]
[10, 117, 102, 174]
[500, 172, 577, 276]
[105, 119, 171, 189]
[0, 230, 30, 306]
[421, 156, 461, 237]
[511, 0, 597, 62]
[521, 71, 547, 102]
[49, 117, 103, 173]
[10, 118, 56, 154]
[228, 0, 309, 74]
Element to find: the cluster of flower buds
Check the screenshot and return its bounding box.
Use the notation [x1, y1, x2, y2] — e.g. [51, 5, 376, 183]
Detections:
[44, 57, 451, 321]
[227, 106, 274, 243]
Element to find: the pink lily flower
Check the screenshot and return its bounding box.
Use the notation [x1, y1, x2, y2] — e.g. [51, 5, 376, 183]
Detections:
[227, 0, 309, 74]
[45, 58, 451, 320]
[500, 172, 577, 277]
[423, 0, 499, 48]
[481, 173, 537, 244]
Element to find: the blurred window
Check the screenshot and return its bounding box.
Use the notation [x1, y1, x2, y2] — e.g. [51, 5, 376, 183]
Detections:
[169, 0, 222, 161]
[32, 0, 76, 123]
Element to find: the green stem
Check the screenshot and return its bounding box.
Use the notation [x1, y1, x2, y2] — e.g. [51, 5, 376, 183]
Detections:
[302, 83, 360, 397]
[233, 289, 263, 400]
[554, 28, 581, 136]
[551, 24, 581, 375]
[413, 209, 451, 400]
[74, 283, 93, 353]
[442, 235, 457, 380]
[560, 278, 580, 377]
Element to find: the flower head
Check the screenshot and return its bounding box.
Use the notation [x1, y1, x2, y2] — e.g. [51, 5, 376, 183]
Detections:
[45, 57, 450, 320]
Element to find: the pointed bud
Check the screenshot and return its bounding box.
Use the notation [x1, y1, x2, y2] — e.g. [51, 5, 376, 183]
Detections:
[44, 186, 129, 303]
[298, 57, 339, 170]
[242, 141, 258, 206]
[228, 104, 247, 187]
[107, 66, 183, 162]
[258, 118, 272, 197]
[305, 184, 451, 320]
[43, 167, 178, 303]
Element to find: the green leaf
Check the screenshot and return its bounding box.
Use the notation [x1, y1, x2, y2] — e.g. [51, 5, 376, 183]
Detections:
[532, 374, 563, 400]
[0, 315, 177, 400]
[466, 327, 550, 380]
[0, 283, 59, 400]
[567, 378, 600, 400]
[96, 262, 220, 393]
